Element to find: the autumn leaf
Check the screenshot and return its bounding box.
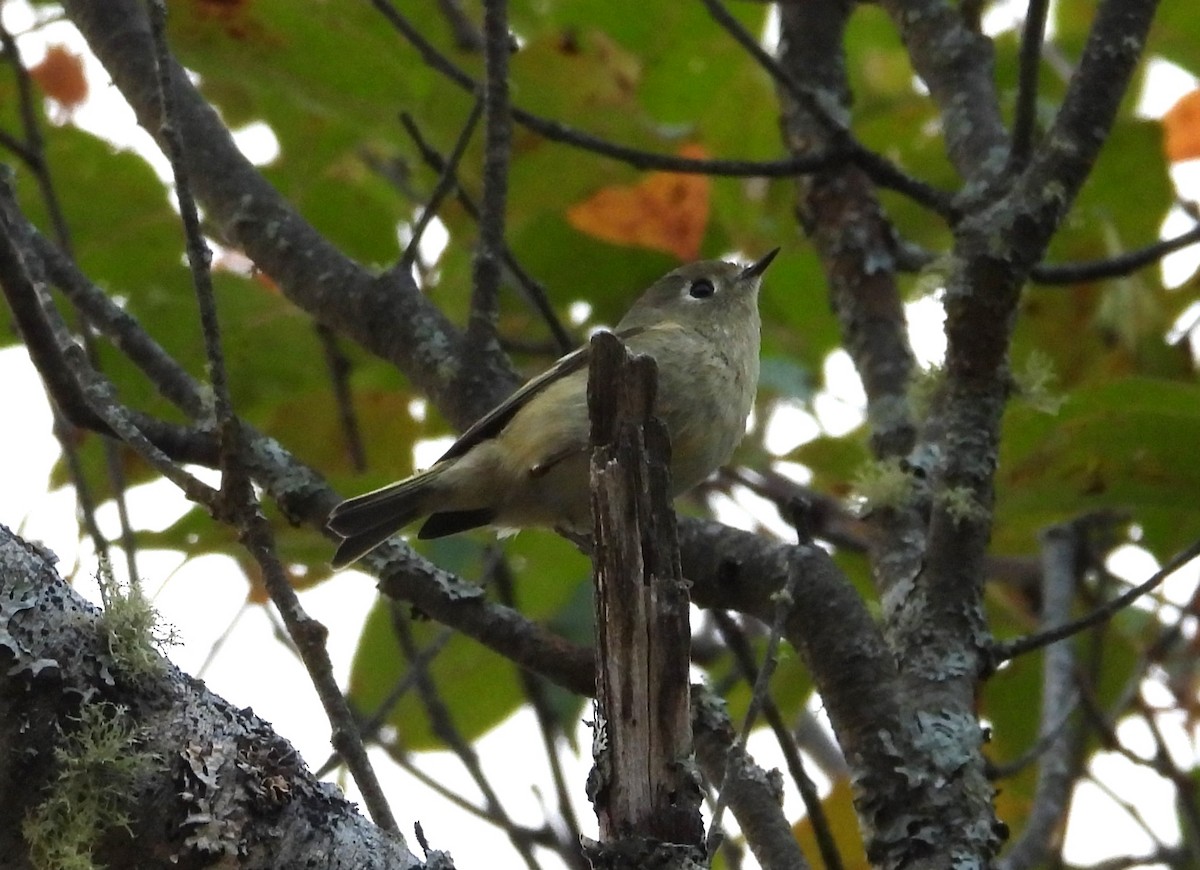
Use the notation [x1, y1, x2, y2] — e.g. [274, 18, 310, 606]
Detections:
[30, 45, 88, 111]
[1163, 88, 1200, 163]
[566, 144, 711, 261]
[792, 777, 870, 870]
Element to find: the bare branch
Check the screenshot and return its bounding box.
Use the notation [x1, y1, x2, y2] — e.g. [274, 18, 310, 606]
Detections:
[370, 0, 951, 214]
[876, 0, 1010, 182]
[63, 0, 511, 431]
[398, 98, 484, 275]
[1009, 0, 1052, 170]
[712, 611, 839, 870]
[699, 0, 955, 216]
[462, 0, 514, 411]
[0, 528, 427, 868]
[389, 605, 539, 867]
[994, 536, 1200, 662]
[693, 685, 812, 870]
[995, 523, 1086, 870]
[398, 111, 575, 354]
[775, 0, 918, 461]
[148, 2, 401, 834]
[317, 323, 369, 473]
[1032, 222, 1200, 284]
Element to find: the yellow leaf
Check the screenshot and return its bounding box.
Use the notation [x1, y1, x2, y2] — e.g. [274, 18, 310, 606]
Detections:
[566, 144, 711, 261]
[792, 776, 870, 870]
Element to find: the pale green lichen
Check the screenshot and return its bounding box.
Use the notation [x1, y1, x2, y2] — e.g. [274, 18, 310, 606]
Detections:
[96, 561, 177, 681]
[853, 457, 914, 512]
[23, 703, 157, 870]
[936, 486, 989, 524]
[1013, 351, 1065, 415]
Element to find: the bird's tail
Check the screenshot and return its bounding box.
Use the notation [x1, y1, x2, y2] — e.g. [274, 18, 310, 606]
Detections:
[327, 467, 444, 568]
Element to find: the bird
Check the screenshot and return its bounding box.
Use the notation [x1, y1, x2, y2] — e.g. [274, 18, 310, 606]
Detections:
[327, 249, 778, 567]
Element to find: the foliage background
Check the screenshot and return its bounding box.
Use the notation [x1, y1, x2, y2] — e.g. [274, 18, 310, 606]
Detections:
[2, 0, 1200, 866]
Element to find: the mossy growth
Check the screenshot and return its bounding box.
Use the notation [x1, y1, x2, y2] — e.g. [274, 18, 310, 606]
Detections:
[22, 702, 158, 870]
[1012, 350, 1065, 414]
[96, 560, 177, 681]
[853, 457, 914, 512]
[936, 485, 990, 525]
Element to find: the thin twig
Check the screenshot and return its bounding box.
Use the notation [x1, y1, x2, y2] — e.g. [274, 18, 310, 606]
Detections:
[0, 178, 216, 495]
[995, 523, 1084, 870]
[0, 20, 74, 252]
[697, 0, 955, 216]
[32, 231, 208, 418]
[370, 0, 953, 214]
[398, 95, 484, 275]
[382, 742, 564, 851]
[898, 221, 1200, 284]
[4, 21, 144, 583]
[705, 558, 802, 856]
[1132, 695, 1200, 854]
[492, 553, 586, 866]
[147, 0, 402, 836]
[436, 0, 483, 51]
[316, 323, 367, 472]
[398, 111, 575, 353]
[389, 604, 541, 869]
[1009, 0, 1051, 169]
[470, 0, 510, 349]
[314, 622, 455, 778]
[0, 19, 131, 575]
[1032, 223, 1200, 284]
[994, 536, 1200, 662]
[712, 610, 843, 870]
[1082, 769, 1162, 844]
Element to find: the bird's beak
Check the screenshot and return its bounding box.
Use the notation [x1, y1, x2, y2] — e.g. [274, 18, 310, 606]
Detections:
[738, 247, 780, 281]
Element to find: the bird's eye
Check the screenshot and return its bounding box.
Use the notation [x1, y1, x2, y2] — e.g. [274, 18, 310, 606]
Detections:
[688, 279, 716, 299]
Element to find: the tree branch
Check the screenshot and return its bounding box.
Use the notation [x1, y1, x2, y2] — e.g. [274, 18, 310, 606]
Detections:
[775, 0, 918, 462]
[995, 524, 1085, 870]
[876, 0, 1010, 183]
[461, 0, 513, 414]
[62, 0, 515, 432]
[692, 685, 812, 870]
[1009, 0, 1052, 170]
[1032, 222, 1200, 284]
[0, 526, 431, 869]
[398, 111, 575, 353]
[699, 0, 955, 217]
[369, 0, 952, 213]
[994, 535, 1200, 662]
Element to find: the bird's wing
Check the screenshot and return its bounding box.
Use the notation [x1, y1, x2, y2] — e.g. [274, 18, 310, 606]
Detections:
[436, 326, 647, 463]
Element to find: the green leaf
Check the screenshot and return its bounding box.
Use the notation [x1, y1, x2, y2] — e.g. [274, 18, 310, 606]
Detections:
[349, 530, 591, 750]
[995, 378, 1200, 555]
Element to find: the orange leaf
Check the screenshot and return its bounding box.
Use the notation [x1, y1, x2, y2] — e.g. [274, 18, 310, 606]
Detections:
[1163, 89, 1200, 163]
[566, 144, 710, 261]
[30, 46, 88, 110]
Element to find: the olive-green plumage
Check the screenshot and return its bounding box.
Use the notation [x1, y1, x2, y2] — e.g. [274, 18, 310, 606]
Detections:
[327, 250, 777, 567]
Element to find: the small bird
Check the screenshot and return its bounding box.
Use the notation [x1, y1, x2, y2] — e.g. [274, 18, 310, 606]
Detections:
[328, 250, 778, 567]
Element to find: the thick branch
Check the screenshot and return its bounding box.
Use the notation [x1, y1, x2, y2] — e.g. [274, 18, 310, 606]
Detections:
[0, 527, 429, 869]
[876, 0, 1010, 183]
[776, 0, 917, 461]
